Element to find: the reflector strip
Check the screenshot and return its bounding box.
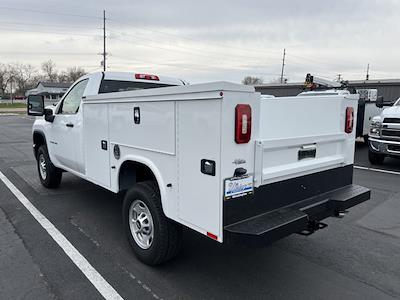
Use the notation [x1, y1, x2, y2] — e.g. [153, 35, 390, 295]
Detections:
[207, 232, 218, 240]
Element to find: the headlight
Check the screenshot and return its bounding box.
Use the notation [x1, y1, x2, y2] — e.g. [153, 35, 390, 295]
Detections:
[370, 127, 380, 136]
[370, 118, 381, 136]
[371, 119, 381, 127]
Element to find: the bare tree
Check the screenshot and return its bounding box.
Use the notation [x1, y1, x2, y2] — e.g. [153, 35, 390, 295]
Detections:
[0, 60, 87, 98]
[4, 64, 18, 101]
[66, 66, 86, 82]
[242, 76, 264, 85]
[14, 63, 36, 94]
[41, 59, 57, 82]
[0, 63, 7, 97]
[57, 71, 69, 83]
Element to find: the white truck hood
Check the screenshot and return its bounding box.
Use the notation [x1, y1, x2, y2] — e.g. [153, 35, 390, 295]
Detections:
[380, 106, 400, 119]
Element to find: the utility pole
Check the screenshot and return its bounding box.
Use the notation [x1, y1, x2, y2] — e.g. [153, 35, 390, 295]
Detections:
[103, 10, 106, 72]
[280, 48, 286, 84]
[336, 74, 342, 82]
[366, 63, 370, 80]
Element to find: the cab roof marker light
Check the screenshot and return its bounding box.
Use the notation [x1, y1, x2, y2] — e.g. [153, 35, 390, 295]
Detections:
[135, 74, 160, 81]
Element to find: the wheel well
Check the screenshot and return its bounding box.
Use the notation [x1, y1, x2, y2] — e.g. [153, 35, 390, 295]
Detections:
[33, 131, 46, 158]
[119, 161, 158, 192]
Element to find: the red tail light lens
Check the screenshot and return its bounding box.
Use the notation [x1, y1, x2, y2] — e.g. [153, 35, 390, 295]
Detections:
[135, 73, 160, 81]
[235, 104, 252, 144]
[345, 107, 354, 133]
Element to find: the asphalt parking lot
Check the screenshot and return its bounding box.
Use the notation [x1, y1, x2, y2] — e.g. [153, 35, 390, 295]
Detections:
[1, 114, 400, 300]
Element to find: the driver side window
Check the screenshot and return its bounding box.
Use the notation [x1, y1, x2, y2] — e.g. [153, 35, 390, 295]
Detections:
[59, 79, 88, 114]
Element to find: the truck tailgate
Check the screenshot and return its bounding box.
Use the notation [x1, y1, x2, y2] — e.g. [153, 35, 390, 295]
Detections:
[254, 94, 358, 187]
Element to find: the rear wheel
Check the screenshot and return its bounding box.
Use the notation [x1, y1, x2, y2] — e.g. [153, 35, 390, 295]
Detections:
[123, 181, 182, 265]
[36, 145, 62, 188]
[368, 150, 385, 165]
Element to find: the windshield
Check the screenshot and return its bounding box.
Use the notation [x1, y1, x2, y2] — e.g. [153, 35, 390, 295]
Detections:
[99, 80, 175, 94]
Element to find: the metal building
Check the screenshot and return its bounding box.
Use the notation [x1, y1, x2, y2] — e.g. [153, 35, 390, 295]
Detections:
[255, 79, 400, 102]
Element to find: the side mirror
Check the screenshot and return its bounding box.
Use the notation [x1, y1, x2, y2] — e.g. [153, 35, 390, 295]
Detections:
[376, 96, 395, 108]
[27, 95, 44, 116]
[44, 108, 55, 123]
[375, 96, 384, 108]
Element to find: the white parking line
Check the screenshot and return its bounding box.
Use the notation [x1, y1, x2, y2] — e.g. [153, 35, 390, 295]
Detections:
[354, 165, 400, 175]
[0, 171, 124, 300]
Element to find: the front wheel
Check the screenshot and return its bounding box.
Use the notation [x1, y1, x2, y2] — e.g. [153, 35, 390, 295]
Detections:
[123, 181, 182, 265]
[368, 150, 385, 165]
[36, 145, 62, 188]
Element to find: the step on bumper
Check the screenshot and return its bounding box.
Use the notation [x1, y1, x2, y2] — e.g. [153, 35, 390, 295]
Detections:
[224, 184, 370, 243]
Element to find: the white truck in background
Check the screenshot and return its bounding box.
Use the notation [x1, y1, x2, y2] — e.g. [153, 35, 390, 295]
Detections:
[28, 71, 370, 265]
[355, 88, 385, 141]
[368, 97, 400, 164]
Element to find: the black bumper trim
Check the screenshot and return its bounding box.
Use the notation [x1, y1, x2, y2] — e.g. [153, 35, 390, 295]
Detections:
[223, 165, 354, 226]
[224, 184, 370, 243]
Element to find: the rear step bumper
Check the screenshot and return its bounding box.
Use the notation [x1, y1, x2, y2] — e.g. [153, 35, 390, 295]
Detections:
[224, 184, 370, 243]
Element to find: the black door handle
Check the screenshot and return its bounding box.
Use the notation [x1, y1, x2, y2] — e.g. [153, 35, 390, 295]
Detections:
[66, 123, 74, 128]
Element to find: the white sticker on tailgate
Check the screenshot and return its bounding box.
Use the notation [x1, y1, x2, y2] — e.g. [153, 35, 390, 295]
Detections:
[224, 175, 254, 200]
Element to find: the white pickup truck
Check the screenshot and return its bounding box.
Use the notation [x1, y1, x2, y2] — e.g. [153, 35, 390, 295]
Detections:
[368, 98, 400, 164]
[27, 71, 370, 265]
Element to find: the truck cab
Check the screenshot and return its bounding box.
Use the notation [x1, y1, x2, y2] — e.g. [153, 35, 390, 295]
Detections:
[31, 72, 185, 176]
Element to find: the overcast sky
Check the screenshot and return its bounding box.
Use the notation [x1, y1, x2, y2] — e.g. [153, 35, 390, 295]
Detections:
[0, 0, 399, 83]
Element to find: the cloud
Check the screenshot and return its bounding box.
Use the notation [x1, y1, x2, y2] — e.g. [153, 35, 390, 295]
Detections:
[0, 0, 399, 83]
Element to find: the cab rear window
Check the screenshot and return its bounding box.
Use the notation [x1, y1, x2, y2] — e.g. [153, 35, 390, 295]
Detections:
[99, 80, 174, 94]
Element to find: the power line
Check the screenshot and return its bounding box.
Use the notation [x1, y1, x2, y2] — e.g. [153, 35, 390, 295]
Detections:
[0, 6, 101, 19]
[110, 54, 283, 74]
[109, 28, 362, 77]
[0, 51, 97, 56]
[0, 20, 98, 30]
[107, 18, 282, 57]
[0, 26, 100, 38]
[108, 29, 269, 63]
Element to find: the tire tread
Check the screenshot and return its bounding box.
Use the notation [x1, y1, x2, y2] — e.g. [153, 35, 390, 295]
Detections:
[123, 181, 182, 265]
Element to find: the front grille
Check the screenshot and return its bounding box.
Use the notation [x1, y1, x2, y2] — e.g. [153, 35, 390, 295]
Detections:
[382, 129, 400, 138]
[388, 145, 400, 152]
[383, 118, 400, 123]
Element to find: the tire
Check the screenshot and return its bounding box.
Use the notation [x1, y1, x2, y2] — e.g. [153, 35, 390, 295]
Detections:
[368, 150, 385, 165]
[123, 181, 182, 265]
[363, 135, 369, 144]
[36, 145, 62, 188]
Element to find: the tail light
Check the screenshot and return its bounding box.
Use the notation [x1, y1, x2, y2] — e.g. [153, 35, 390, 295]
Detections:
[345, 107, 354, 133]
[135, 73, 160, 81]
[235, 104, 252, 144]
